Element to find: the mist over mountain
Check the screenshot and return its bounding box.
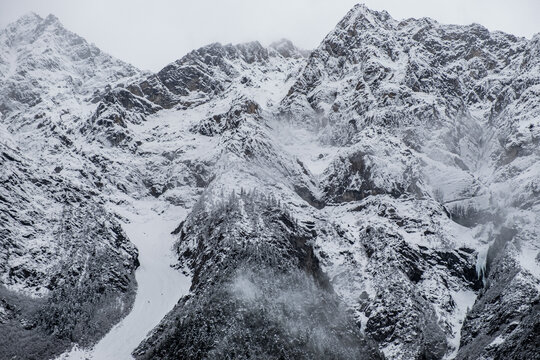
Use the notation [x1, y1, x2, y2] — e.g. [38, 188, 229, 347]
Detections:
[0, 4, 539, 360]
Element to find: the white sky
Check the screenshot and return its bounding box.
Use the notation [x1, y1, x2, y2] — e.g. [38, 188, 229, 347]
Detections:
[1, 0, 539, 72]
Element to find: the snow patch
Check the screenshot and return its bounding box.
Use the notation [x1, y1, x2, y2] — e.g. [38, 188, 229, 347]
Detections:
[488, 334, 506, 347]
[444, 289, 477, 359]
[57, 199, 191, 360]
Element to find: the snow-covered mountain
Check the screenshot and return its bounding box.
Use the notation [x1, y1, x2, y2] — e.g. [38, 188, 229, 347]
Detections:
[281, 5, 540, 358]
[1, 4, 539, 360]
[0, 13, 144, 359]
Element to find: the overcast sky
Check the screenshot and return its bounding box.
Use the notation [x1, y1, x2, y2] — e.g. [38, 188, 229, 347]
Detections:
[1, 0, 539, 71]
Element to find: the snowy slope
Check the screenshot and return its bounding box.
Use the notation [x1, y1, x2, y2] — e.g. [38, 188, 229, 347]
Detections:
[58, 199, 191, 360]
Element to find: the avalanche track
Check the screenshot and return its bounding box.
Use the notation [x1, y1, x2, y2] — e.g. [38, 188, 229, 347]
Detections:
[58, 199, 191, 360]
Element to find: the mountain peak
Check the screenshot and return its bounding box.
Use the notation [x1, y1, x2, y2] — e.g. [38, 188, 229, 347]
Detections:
[269, 38, 308, 58]
[43, 13, 60, 26]
[4, 12, 41, 36]
[338, 3, 395, 31]
[0, 12, 139, 115]
[4, 12, 63, 32]
[11, 11, 42, 25]
[2, 12, 66, 46]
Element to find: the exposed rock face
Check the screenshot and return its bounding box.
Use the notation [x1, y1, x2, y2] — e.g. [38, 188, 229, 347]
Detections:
[320, 129, 425, 203]
[122, 40, 306, 111]
[191, 97, 261, 136]
[1, 4, 539, 360]
[83, 87, 162, 147]
[457, 254, 540, 360]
